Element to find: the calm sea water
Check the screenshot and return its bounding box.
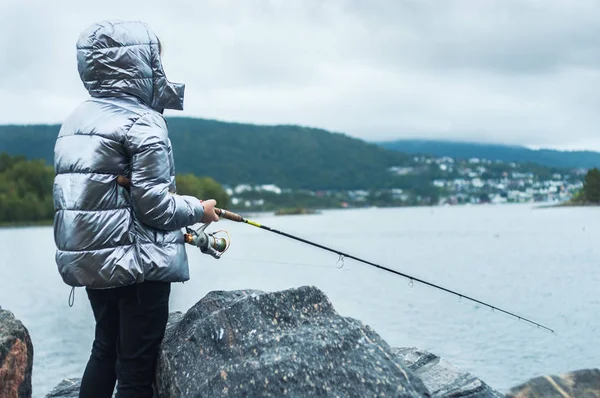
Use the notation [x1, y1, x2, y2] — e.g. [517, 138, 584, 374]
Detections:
[0, 204, 598, 397]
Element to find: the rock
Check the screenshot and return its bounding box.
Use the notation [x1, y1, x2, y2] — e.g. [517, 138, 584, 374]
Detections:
[155, 285, 430, 397]
[45, 378, 82, 398]
[163, 311, 184, 341]
[45, 378, 117, 398]
[393, 347, 503, 397]
[0, 308, 33, 398]
[506, 368, 600, 398]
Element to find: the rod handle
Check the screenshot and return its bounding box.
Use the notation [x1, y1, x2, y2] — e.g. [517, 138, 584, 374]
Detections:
[215, 208, 244, 222]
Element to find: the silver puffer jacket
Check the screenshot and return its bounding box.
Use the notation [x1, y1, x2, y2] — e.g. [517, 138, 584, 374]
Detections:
[53, 20, 204, 289]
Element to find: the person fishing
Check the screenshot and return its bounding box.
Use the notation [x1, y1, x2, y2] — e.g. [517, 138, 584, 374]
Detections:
[52, 20, 219, 398]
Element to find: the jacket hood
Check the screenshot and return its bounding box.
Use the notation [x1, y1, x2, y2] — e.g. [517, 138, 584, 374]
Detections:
[76, 20, 184, 112]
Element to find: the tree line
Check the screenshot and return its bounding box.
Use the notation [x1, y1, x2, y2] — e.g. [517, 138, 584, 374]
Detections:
[0, 153, 54, 224]
[0, 153, 229, 225]
[581, 168, 600, 203]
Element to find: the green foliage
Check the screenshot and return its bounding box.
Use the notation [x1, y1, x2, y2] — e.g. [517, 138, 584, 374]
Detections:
[0, 153, 55, 223]
[570, 189, 585, 203]
[164, 118, 414, 190]
[234, 190, 341, 211]
[0, 153, 230, 225]
[583, 168, 600, 203]
[175, 174, 230, 208]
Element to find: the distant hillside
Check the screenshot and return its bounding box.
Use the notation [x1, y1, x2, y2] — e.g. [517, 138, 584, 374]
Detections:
[377, 139, 600, 169]
[0, 118, 413, 190]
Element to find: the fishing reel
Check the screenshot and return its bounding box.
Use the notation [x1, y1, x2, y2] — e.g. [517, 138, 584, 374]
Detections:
[184, 223, 230, 259]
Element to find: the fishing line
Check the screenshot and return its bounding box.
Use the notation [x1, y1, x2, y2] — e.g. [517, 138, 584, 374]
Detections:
[206, 208, 554, 333]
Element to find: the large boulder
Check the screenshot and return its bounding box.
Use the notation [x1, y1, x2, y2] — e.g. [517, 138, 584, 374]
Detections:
[154, 285, 430, 397]
[506, 368, 600, 398]
[0, 308, 33, 398]
[393, 347, 503, 397]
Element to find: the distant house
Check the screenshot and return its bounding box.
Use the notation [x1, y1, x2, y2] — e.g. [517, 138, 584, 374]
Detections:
[471, 178, 484, 188]
[234, 184, 253, 194]
[259, 184, 282, 194]
[388, 166, 415, 175]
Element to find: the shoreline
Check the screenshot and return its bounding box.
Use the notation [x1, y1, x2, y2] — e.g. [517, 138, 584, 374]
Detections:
[535, 201, 600, 209]
[0, 220, 54, 229]
[3, 201, 599, 228]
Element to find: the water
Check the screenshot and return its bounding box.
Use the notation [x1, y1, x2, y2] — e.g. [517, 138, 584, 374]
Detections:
[0, 204, 598, 397]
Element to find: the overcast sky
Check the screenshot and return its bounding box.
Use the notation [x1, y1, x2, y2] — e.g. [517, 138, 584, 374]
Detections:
[2, 0, 600, 150]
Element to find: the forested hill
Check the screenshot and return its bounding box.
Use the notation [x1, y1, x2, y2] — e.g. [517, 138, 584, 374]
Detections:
[0, 118, 413, 190]
[377, 139, 600, 169]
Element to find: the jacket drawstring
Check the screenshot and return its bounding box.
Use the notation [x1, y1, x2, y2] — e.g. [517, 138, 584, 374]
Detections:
[68, 287, 75, 307]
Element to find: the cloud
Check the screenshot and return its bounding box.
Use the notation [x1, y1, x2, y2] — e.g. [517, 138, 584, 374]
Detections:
[1, 0, 600, 150]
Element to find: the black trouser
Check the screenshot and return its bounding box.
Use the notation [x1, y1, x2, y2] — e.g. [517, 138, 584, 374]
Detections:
[79, 281, 171, 398]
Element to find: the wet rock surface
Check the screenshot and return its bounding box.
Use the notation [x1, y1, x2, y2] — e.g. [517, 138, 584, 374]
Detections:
[0, 308, 33, 398]
[393, 347, 503, 397]
[506, 368, 600, 398]
[155, 285, 430, 397]
[44, 378, 82, 398]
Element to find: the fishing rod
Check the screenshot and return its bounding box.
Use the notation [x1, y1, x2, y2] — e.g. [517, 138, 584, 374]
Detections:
[185, 207, 554, 333]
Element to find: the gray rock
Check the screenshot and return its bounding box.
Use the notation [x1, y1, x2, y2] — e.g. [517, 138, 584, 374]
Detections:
[155, 285, 430, 397]
[45, 378, 82, 398]
[393, 347, 503, 397]
[44, 378, 118, 398]
[0, 308, 33, 398]
[164, 311, 184, 341]
[506, 368, 600, 398]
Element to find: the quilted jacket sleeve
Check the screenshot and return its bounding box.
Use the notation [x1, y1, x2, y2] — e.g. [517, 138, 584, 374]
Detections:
[124, 112, 205, 230]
